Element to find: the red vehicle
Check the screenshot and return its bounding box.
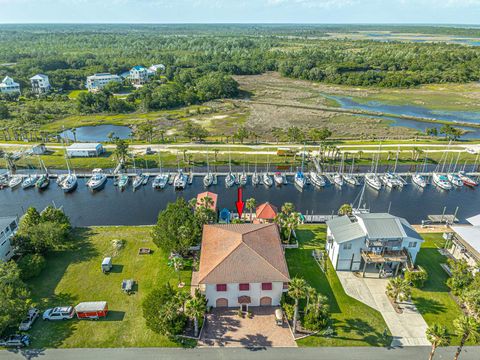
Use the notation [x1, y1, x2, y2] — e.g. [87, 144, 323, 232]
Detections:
[74, 301, 108, 320]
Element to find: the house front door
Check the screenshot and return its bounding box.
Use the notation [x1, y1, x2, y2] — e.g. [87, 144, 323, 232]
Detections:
[241, 304, 248, 312]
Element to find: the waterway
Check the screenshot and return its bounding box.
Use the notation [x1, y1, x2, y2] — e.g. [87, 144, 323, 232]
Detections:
[59, 125, 132, 142]
[1, 176, 478, 227]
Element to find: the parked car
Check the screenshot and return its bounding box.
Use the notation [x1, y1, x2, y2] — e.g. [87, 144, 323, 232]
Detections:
[0, 334, 31, 348]
[145, 147, 154, 155]
[42, 306, 75, 321]
[19, 308, 40, 331]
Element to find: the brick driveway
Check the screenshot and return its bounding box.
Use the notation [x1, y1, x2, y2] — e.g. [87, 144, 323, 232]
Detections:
[199, 307, 297, 348]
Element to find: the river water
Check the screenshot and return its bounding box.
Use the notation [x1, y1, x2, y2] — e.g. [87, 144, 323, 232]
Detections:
[1, 176, 479, 227]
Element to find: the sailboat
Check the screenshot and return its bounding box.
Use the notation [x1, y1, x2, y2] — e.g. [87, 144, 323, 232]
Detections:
[35, 159, 50, 190]
[174, 169, 187, 190]
[432, 143, 452, 190]
[252, 156, 260, 186]
[274, 172, 284, 186]
[344, 156, 359, 186]
[60, 150, 77, 193]
[8, 175, 22, 189]
[447, 152, 463, 187]
[365, 145, 382, 191]
[352, 182, 370, 214]
[294, 145, 307, 189]
[132, 156, 143, 191]
[87, 168, 107, 191]
[203, 150, 214, 187]
[263, 153, 273, 187]
[333, 153, 344, 187]
[153, 151, 169, 190]
[309, 171, 326, 187]
[22, 174, 38, 189]
[239, 156, 247, 186]
[225, 150, 236, 188]
[458, 171, 478, 187]
[117, 174, 129, 191]
[412, 154, 428, 188]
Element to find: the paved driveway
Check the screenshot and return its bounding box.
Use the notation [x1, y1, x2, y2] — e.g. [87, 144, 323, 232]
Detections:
[337, 271, 429, 347]
[199, 307, 297, 348]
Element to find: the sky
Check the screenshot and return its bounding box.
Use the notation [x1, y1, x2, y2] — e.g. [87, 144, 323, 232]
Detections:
[0, 0, 480, 24]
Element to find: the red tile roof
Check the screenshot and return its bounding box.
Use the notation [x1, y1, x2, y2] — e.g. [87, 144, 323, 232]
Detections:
[256, 202, 278, 220]
[196, 191, 218, 210]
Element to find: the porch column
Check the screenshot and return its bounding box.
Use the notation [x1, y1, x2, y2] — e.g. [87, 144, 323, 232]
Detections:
[362, 260, 368, 278]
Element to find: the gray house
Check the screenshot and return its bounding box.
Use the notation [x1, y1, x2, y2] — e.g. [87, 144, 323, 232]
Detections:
[326, 213, 423, 277]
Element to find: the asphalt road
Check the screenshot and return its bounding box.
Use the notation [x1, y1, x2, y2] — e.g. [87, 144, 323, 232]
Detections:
[0, 347, 478, 360]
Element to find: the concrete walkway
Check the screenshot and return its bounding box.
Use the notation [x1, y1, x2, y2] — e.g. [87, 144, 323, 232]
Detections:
[337, 271, 430, 347]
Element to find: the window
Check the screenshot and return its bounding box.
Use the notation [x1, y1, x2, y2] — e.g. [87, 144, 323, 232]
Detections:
[343, 243, 352, 250]
[283, 282, 289, 290]
[239, 283, 250, 291]
[216, 284, 227, 292]
[262, 283, 272, 291]
[408, 242, 417, 248]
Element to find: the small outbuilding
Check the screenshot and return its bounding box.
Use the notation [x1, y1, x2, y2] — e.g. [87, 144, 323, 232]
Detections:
[66, 143, 104, 158]
[31, 144, 47, 155]
[75, 301, 108, 320]
[255, 202, 278, 224]
[101, 257, 112, 273]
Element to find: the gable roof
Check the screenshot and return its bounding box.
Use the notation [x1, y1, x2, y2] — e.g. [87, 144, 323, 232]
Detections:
[30, 74, 48, 80]
[197, 224, 289, 284]
[356, 213, 406, 239]
[196, 191, 218, 210]
[0, 217, 16, 231]
[256, 202, 278, 220]
[327, 216, 365, 244]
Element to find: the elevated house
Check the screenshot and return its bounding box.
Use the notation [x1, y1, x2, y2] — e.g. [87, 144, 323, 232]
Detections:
[447, 214, 480, 269]
[0, 76, 20, 95]
[254, 202, 278, 224]
[30, 74, 51, 95]
[192, 224, 290, 311]
[326, 213, 423, 277]
[129, 65, 150, 87]
[86, 73, 122, 92]
[0, 216, 19, 262]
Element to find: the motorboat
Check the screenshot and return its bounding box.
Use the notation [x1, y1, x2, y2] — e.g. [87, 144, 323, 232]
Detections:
[432, 173, 452, 190]
[294, 170, 306, 189]
[117, 174, 129, 191]
[309, 171, 325, 187]
[61, 173, 78, 193]
[203, 172, 214, 187]
[274, 172, 284, 186]
[174, 170, 187, 190]
[87, 169, 107, 191]
[239, 172, 248, 186]
[8, 175, 23, 189]
[458, 171, 478, 187]
[365, 173, 382, 191]
[412, 174, 427, 188]
[252, 172, 260, 186]
[447, 173, 463, 187]
[225, 172, 236, 188]
[263, 172, 273, 187]
[35, 174, 50, 190]
[153, 173, 169, 189]
[22, 175, 38, 189]
[333, 173, 344, 187]
[344, 174, 359, 186]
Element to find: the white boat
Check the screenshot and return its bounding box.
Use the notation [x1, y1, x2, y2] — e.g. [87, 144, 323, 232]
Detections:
[274, 172, 284, 186]
[344, 174, 359, 186]
[458, 171, 478, 187]
[152, 173, 169, 189]
[61, 173, 78, 193]
[22, 175, 38, 189]
[203, 172, 214, 187]
[294, 170, 306, 189]
[412, 174, 427, 188]
[333, 173, 344, 187]
[309, 171, 326, 187]
[447, 173, 463, 187]
[239, 172, 248, 186]
[142, 174, 149, 185]
[252, 172, 260, 186]
[432, 173, 452, 190]
[8, 175, 23, 188]
[365, 173, 382, 191]
[382, 172, 401, 188]
[225, 172, 236, 188]
[87, 169, 107, 191]
[174, 170, 187, 190]
[56, 174, 68, 186]
[263, 173, 273, 187]
[132, 173, 144, 191]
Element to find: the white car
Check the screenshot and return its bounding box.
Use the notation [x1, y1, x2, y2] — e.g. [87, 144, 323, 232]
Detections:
[42, 306, 75, 321]
[19, 308, 40, 331]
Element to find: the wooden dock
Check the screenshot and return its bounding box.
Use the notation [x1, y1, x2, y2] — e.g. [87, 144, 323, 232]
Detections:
[427, 215, 459, 224]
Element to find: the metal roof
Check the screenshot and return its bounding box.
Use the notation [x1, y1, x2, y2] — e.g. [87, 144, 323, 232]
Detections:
[327, 216, 365, 244]
[0, 217, 16, 231]
[67, 143, 102, 150]
[356, 213, 406, 239]
[451, 225, 480, 257]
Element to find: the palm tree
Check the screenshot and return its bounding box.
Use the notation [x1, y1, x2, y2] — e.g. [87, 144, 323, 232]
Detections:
[281, 202, 295, 216]
[288, 277, 308, 334]
[338, 203, 353, 216]
[185, 289, 208, 337]
[286, 212, 302, 243]
[453, 315, 480, 360]
[426, 324, 450, 360]
[245, 198, 256, 223]
[305, 286, 317, 309]
[386, 277, 411, 304]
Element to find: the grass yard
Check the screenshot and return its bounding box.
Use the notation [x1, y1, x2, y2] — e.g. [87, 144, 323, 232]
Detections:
[411, 233, 466, 345]
[26, 226, 194, 348]
[286, 225, 392, 347]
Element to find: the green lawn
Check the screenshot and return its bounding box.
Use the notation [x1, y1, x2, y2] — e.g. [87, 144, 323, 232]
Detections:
[411, 233, 466, 345]
[286, 226, 392, 347]
[26, 226, 193, 348]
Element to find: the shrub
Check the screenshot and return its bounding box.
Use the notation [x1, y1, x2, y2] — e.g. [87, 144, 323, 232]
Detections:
[17, 254, 46, 280]
[405, 266, 428, 288]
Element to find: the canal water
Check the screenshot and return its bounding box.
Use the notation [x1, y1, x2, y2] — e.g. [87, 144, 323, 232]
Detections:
[1, 176, 479, 227]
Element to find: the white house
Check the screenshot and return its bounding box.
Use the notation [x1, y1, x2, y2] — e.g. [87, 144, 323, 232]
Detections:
[0, 76, 21, 95]
[66, 143, 104, 157]
[192, 223, 290, 310]
[0, 216, 18, 262]
[30, 74, 51, 95]
[447, 214, 480, 269]
[326, 213, 423, 276]
[86, 73, 122, 92]
[148, 64, 165, 73]
[129, 66, 150, 87]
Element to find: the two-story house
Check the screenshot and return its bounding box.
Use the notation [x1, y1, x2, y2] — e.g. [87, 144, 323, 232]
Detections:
[129, 66, 150, 87]
[86, 73, 122, 92]
[192, 223, 290, 311]
[0, 216, 19, 262]
[0, 76, 21, 95]
[30, 74, 51, 95]
[326, 213, 423, 277]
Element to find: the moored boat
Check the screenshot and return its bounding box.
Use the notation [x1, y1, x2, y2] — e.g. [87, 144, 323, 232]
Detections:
[333, 173, 344, 187]
[447, 173, 463, 187]
[309, 171, 325, 188]
[61, 173, 78, 193]
[274, 172, 284, 186]
[87, 168, 107, 191]
[22, 175, 38, 189]
[117, 174, 129, 191]
[458, 171, 478, 187]
[432, 173, 452, 190]
[412, 174, 427, 188]
[203, 172, 214, 187]
[294, 170, 306, 189]
[35, 174, 50, 190]
[344, 174, 359, 186]
[132, 174, 144, 191]
[152, 173, 169, 189]
[365, 173, 382, 191]
[225, 172, 236, 188]
[252, 172, 260, 186]
[263, 172, 273, 187]
[173, 170, 187, 190]
[8, 175, 22, 189]
[239, 172, 248, 186]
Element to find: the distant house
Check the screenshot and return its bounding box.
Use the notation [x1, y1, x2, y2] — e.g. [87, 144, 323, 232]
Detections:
[129, 66, 150, 87]
[192, 224, 290, 310]
[0, 216, 18, 262]
[31, 143, 47, 155]
[448, 214, 480, 269]
[0, 76, 20, 95]
[66, 143, 104, 157]
[30, 74, 51, 95]
[148, 64, 165, 73]
[86, 73, 122, 92]
[196, 191, 218, 211]
[326, 213, 423, 276]
[254, 202, 278, 223]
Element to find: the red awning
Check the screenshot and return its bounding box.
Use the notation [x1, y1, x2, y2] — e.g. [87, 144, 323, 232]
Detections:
[238, 296, 251, 304]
